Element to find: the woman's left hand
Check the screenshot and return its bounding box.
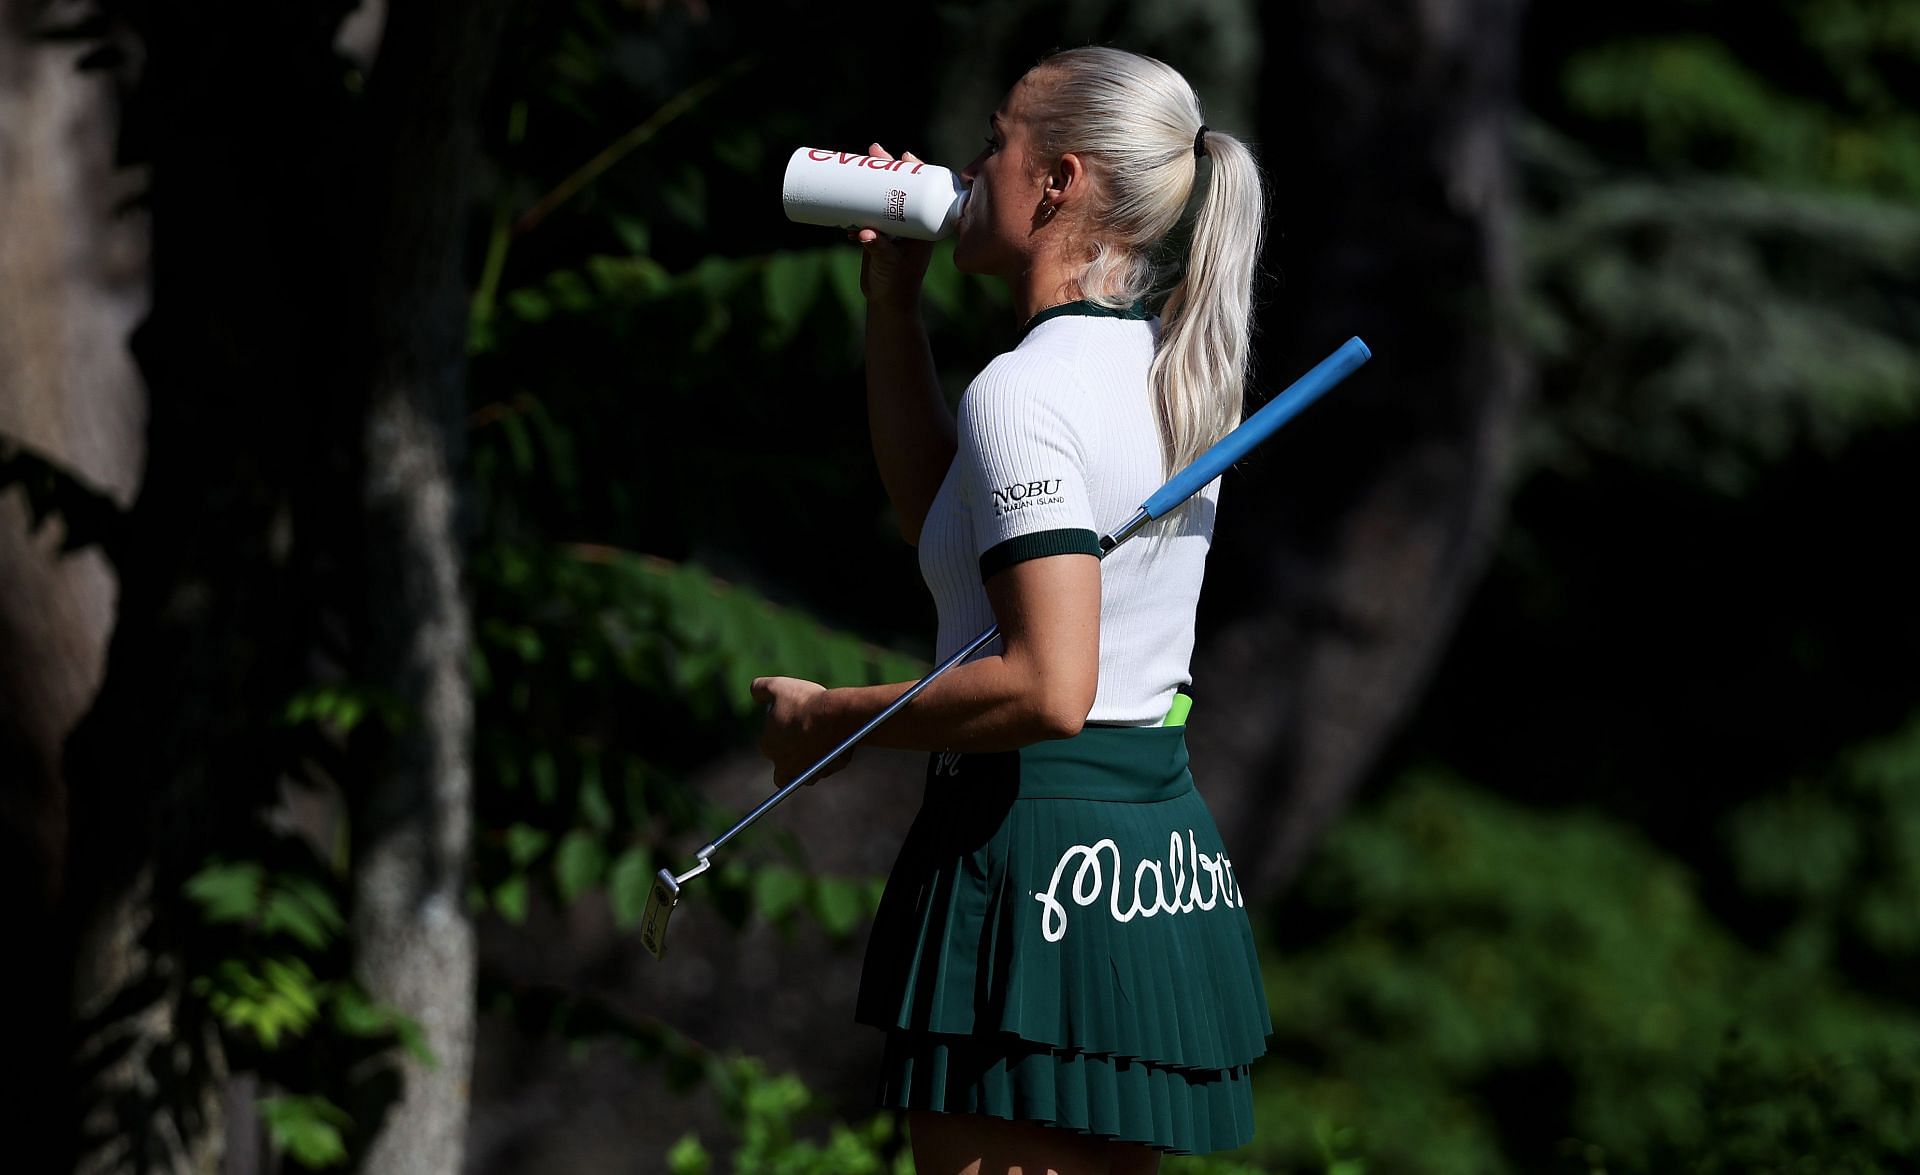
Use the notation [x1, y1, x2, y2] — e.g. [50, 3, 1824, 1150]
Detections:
[750, 676, 851, 786]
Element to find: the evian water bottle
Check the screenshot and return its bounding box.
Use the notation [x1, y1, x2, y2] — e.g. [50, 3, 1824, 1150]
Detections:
[782, 147, 968, 241]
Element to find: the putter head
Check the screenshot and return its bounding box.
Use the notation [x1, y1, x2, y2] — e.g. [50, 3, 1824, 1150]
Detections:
[639, 868, 680, 960]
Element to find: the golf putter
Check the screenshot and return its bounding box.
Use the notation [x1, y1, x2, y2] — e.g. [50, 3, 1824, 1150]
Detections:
[641, 336, 1373, 958]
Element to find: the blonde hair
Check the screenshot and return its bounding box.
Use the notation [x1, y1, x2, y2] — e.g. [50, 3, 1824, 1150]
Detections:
[1021, 46, 1265, 473]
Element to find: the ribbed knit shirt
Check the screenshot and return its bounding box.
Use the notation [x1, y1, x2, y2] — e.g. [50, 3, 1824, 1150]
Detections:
[916, 302, 1219, 727]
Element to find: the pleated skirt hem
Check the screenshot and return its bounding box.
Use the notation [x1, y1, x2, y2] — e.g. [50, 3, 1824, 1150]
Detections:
[877, 1029, 1257, 1157]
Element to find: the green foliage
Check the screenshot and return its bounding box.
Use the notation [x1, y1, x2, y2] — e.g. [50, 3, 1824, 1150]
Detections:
[607, 844, 656, 927]
[469, 539, 915, 940]
[181, 857, 431, 1167]
[1243, 767, 1920, 1174]
[735, 866, 885, 941]
[258, 1095, 353, 1169]
[1564, 35, 1920, 196]
[279, 685, 407, 741]
[652, 1052, 1344, 1175]
[1524, 0, 1920, 492]
[1673, 1042, 1920, 1174]
[1521, 128, 1920, 491]
[663, 1056, 911, 1175]
[1566, 0, 1920, 195]
[1723, 713, 1920, 986]
[194, 957, 324, 1050]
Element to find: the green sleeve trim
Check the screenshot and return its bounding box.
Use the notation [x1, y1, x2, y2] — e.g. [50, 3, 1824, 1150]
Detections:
[979, 528, 1102, 581]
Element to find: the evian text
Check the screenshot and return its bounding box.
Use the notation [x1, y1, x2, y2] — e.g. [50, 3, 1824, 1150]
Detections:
[807, 149, 928, 174]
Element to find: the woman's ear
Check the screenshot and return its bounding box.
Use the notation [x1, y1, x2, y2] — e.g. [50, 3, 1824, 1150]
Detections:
[1049, 151, 1087, 210]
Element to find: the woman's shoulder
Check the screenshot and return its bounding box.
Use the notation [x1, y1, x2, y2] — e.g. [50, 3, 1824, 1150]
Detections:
[960, 346, 1086, 419]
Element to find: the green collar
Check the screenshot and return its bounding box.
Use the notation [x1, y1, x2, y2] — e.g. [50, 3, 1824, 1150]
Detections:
[1018, 299, 1149, 343]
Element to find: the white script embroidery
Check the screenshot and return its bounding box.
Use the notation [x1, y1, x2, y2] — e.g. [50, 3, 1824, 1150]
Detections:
[933, 751, 964, 777]
[1033, 829, 1242, 943]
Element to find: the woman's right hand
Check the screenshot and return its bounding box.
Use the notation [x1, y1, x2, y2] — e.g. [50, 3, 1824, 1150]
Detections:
[854, 143, 936, 311]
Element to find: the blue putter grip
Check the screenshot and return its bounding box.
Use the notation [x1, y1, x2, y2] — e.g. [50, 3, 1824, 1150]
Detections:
[1141, 336, 1372, 519]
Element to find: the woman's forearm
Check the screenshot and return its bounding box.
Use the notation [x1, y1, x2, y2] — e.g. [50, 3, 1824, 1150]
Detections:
[754, 556, 1100, 779]
[865, 301, 956, 545]
[812, 652, 1091, 757]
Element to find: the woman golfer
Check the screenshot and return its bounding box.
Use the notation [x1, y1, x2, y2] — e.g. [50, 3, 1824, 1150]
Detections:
[752, 46, 1270, 1170]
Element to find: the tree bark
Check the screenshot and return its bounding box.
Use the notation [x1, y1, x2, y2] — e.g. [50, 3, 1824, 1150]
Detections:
[347, 2, 509, 1172]
[1192, 0, 1531, 894]
[0, 11, 148, 1155]
[50, 0, 363, 1164]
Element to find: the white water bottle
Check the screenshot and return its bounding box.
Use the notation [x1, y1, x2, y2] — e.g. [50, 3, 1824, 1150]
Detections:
[781, 147, 968, 241]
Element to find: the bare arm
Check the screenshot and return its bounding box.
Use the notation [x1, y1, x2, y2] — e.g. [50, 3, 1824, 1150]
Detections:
[752, 553, 1099, 780]
[857, 145, 956, 545]
[864, 300, 955, 545]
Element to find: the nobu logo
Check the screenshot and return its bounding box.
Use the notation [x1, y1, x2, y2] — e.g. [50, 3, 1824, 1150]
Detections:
[990, 478, 1066, 516]
[991, 479, 1063, 506]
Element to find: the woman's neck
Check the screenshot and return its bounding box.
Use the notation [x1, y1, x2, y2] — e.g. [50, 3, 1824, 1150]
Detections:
[1008, 251, 1084, 325]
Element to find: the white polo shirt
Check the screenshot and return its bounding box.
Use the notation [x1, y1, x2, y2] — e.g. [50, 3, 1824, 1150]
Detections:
[915, 303, 1219, 727]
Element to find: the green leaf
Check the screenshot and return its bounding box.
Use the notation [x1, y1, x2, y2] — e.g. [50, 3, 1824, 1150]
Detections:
[554, 829, 607, 904]
[199, 957, 324, 1049]
[609, 845, 654, 928]
[547, 268, 594, 314]
[661, 164, 709, 231]
[505, 823, 551, 869]
[609, 216, 651, 256]
[330, 985, 391, 1038]
[505, 286, 551, 323]
[185, 861, 265, 924]
[499, 412, 534, 474]
[259, 1095, 352, 1169]
[712, 125, 762, 173]
[919, 242, 963, 316]
[531, 751, 559, 804]
[825, 246, 865, 320]
[260, 876, 346, 950]
[665, 1133, 712, 1175]
[261, 958, 323, 1021]
[751, 865, 807, 924]
[394, 1013, 437, 1068]
[762, 251, 824, 340]
[811, 876, 867, 939]
[493, 875, 530, 925]
[587, 254, 671, 300]
[578, 757, 614, 831]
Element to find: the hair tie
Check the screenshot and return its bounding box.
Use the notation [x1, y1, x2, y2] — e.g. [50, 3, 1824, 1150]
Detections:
[1194, 125, 1210, 159]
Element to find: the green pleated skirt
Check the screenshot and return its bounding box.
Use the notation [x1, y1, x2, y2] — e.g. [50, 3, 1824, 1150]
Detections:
[856, 724, 1271, 1155]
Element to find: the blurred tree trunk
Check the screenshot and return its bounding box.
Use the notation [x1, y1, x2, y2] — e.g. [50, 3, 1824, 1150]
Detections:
[346, 1, 508, 1172]
[0, 1, 148, 1162]
[8, 0, 508, 1170]
[53, 1, 365, 1167]
[1192, 0, 1531, 894]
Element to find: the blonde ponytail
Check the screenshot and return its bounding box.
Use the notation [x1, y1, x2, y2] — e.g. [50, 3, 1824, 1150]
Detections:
[1022, 47, 1265, 473]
